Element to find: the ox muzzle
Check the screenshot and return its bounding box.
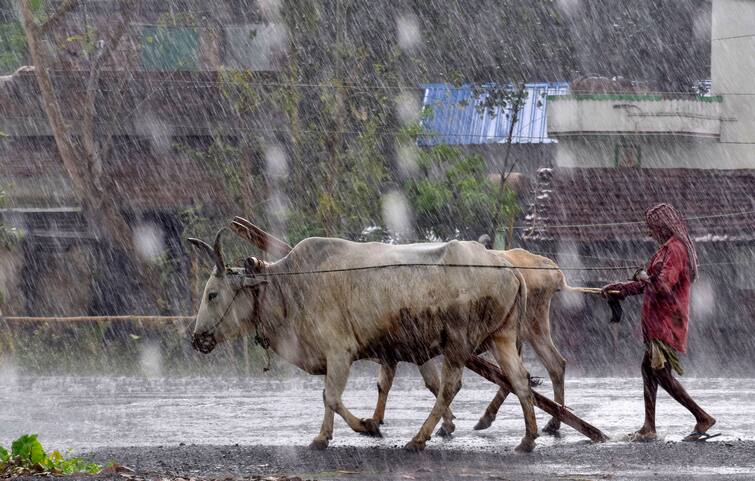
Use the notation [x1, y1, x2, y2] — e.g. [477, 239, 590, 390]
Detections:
[192, 331, 218, 354]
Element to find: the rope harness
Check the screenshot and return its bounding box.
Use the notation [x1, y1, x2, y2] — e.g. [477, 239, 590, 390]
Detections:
[206, 289, 241, 333]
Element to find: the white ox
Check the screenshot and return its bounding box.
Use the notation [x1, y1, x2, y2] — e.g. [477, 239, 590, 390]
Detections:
[188, 230, 537, 452]
[370, 248, 569, 435]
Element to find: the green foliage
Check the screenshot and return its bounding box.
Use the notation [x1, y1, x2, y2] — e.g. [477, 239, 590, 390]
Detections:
[319, 118, 389, 240]
[11, 434, 45, 464]
[0, 434, 102, 477]
[185, 0, 523, 248]
[471, 84, 528, 117]
[405, 146, 503, 240]
[0, 190, 19, 249]
[0, 21, 28, 74]
[62, 26, 99, 56]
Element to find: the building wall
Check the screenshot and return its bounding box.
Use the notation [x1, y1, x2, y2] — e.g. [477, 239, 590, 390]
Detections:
[712, 0, 755, 145]
[452, 144, 556, 176]
[553, 135, 754, 169]
[551, 0, 754, 170]
[548, 97, 723, 138]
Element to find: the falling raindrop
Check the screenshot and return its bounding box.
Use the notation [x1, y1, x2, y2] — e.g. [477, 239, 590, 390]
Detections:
[395, 92, 420, 126]
[139, 342, 163, 378]
[132, 223, 165, 262]
[381, 190, 414, 241]
[265, 144, 289, 180]
[396, 14, 421, 53]
[396, 144, 419, 178]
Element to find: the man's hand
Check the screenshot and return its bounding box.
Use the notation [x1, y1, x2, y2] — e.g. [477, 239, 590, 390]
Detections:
[635, 270, 650, 283]
[601, 282, 626, 300]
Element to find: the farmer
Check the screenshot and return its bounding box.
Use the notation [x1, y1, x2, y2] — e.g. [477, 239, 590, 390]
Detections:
[602, 203, 716, 442]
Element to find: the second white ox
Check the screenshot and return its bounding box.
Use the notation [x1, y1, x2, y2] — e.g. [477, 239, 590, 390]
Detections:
[371, 248, 570, 436]
[189, 230, 537, 452]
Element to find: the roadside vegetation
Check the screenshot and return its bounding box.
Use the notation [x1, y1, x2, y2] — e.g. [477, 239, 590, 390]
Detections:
[0, 434, 102, 477]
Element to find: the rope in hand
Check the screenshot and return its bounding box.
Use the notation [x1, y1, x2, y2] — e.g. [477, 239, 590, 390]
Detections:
[252, 262, 637, 277]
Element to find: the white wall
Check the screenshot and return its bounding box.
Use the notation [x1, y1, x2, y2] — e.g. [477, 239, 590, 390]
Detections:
[554, 136, 754, 169]
[712, 0, 755, 144]
[548, 98, 722, 138]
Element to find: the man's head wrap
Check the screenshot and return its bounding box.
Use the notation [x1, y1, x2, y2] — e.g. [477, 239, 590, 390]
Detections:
[645, 203, 698, 281]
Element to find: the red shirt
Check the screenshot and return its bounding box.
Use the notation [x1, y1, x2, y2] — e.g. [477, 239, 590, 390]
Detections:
[620, 236, 691, 353]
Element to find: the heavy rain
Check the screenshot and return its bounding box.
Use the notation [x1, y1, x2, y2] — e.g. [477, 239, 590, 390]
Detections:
[0, 0, 753, 480]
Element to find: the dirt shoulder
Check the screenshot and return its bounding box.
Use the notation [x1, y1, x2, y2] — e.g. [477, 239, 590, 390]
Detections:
[34, 440, 750, 481]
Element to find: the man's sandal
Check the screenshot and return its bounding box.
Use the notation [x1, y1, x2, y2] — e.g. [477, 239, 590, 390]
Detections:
[682, 432, 721, 442]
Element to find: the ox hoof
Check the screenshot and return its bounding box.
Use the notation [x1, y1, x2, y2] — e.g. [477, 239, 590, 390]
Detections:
[309, 437, 330, 450]
[404, 439, 426, 452]
[514, 437, 537, 453]
[473, 416, 494, 431]
[542, 418, 561, 436]
[436, 422, 456, 438]
[359, 418, 382, 437]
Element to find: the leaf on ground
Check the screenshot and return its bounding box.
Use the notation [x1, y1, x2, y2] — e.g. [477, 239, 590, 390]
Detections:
[11, 434, 46, 464]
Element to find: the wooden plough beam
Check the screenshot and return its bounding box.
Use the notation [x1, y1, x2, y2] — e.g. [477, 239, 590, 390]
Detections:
[230, 217, 293, 260]
[466, 355, 608, 442]
[229, 216, 609, 443]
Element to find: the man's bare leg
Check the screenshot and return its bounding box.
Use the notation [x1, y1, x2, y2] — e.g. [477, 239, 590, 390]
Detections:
[632, 351, 659, 441]
[654, 360, 716, 435]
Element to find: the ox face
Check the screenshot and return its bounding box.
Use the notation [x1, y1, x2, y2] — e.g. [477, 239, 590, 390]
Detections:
[188, 229, 267, 354]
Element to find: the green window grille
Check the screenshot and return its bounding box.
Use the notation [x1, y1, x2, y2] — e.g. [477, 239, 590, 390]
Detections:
[139, 26, 198, 71]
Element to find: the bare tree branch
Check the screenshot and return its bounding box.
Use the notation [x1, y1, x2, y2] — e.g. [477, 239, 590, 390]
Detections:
[39, 0, 79, 35]
[20, 0, 163, 312]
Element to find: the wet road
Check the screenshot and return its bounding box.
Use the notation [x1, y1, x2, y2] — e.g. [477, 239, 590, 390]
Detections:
[2, 363, 753, 451]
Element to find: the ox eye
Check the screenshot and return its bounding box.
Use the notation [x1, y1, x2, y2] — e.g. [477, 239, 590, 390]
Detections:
[208, 292, 218, 301]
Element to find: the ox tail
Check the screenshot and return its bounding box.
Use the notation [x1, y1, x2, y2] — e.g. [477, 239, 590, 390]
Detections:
[512, 268, 528, 356]
[559, 281, 604, 296]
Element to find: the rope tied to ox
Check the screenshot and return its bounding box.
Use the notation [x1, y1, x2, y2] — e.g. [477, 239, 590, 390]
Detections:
[250, 262, 638, 277]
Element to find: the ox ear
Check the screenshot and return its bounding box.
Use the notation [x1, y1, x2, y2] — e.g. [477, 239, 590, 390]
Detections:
[188, 238, 214, 263]
[241, 276, 268, 289]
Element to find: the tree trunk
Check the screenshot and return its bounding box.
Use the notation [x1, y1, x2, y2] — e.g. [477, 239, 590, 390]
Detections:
[19, 0, 164, 313]
[18, 0, 90, 203]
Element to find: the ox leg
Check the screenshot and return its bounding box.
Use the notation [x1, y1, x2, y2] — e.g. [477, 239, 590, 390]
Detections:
[490, 332, 538, 453]
[531, 336, 566, 435]
[321, 354, 382, 443]
[405, 358, 463, 452]
[418, 360, 456, 437]
[371, 361, 397, 426]
[310, 389, 335, 450]
[474, 387, 510, 431]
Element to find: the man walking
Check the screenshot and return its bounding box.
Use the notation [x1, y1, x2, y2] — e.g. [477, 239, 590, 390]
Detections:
[602, 203, 716, 442]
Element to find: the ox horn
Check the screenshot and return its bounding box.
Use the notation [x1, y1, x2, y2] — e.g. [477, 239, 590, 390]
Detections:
[187, 237, 214, 264]
[212, 227, 227, 276]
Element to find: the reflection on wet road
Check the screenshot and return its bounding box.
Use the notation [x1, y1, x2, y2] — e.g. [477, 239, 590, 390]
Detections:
[1, 364, 753, 450]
